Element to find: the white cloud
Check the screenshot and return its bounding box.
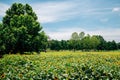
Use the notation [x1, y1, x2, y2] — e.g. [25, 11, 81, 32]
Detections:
[0, 1, 115, 23]
[32, 1, 79, 23]
[112, 7, 120, 12]
[31, 1, 113, 23]
[45, 27, 120, 42]
[0, 3, 9, 16]
[0, 1, 79, 23]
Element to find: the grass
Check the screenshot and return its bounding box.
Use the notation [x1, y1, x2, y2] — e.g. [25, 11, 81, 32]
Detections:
[0, 51, 120, 80]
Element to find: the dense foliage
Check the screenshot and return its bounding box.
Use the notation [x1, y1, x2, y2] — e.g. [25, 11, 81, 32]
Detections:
[49, 32, 119, 51]
[0, 3, 47, 54]
[0, 51, 120, 79]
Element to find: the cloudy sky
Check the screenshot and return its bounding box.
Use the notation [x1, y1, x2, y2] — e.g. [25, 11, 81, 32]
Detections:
[0, 0, 120, 42]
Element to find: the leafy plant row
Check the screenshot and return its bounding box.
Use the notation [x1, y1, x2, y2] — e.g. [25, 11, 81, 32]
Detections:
[0, 52, 120, 80]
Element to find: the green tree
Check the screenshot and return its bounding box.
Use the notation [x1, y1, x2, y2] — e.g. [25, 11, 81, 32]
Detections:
[78, 32, 85, 50]
[71, 32, 79, 40]
[61, 40, 68, 50]
[50, 40, 61, 51]
[95, 35, 106, 50]
[105, 40, 118, 50]
[79, 32, 85, 40]
[70, 32, 79, 51]
[82, 34, 91, 51]
[0, 3, 47, 54]
[90, 35, 100, 50]
[82, 34, 100, 51]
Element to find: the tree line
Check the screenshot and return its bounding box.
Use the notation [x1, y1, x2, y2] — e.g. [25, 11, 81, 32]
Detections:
[48, 32, 120, 51]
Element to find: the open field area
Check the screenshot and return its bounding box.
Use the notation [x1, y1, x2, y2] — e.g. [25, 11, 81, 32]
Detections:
[0, 1, 120, 80]
[0, 51, 120, 80]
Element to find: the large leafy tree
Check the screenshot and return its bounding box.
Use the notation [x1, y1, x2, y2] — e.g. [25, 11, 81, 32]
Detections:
[0, 3, 47, 54]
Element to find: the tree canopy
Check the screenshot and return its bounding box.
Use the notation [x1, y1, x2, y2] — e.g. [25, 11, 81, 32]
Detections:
[0, 3, 47, 54]
[49, 32, 119, 51]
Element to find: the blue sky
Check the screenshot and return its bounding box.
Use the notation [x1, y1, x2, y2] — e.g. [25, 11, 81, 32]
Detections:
[0, 0, 120, 42]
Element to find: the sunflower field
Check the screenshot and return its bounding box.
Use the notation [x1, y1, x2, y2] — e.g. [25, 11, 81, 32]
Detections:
[0, 51, 120, 80]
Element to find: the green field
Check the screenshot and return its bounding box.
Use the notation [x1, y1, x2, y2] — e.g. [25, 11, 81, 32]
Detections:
[0, 51, 120, 80]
